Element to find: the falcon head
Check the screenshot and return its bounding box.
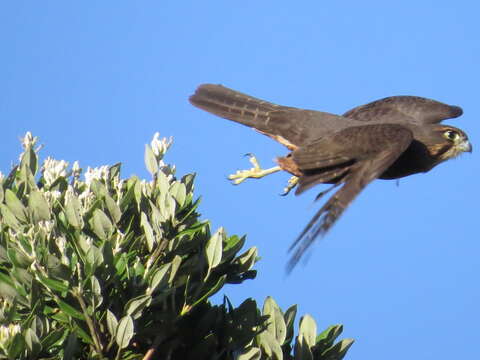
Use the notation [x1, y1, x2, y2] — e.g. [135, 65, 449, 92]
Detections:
[428, 125, 472, 162]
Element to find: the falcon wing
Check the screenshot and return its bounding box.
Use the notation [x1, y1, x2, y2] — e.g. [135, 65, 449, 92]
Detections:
[189, 84, 349, 148]
[287, 124, 413, 272]
[343, 96, 463, 125]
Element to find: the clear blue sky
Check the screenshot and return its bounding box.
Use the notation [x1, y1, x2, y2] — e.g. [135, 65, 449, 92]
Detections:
[2, 2, 479, 359]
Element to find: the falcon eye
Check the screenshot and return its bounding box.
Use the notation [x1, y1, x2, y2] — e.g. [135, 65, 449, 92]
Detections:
[443, 130, 459, 141]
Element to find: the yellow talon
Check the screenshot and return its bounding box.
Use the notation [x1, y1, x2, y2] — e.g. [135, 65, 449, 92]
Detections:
[228, 154, 281, 185]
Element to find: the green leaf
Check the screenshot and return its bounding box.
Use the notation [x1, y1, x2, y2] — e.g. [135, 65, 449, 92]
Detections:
[89, 276, 103, 309]
[28, 190, 51, 222]
[320, 338, 354, 360]
[141, 212, 155, 251]
[237, 347, 261, 360]
[0, 204, 21, 230]
[106, 310, 119, 337]
[205, 227, 224, 273]
[148, 264, 171, 294]
[316, 325, 344, 351]
[145, 144, 159, 176]
[188, 275, 227, 313]
[0, 180, 4, 204]
[257, 330, 283, 360]
[20, 146, 38, 175]
[105, 194, 121, 224]
[299, 315, 317, 347]
[5, 189, 27, 223]
[116, 315, 134, 349]
[181, 173, 195, 194]
[65, 192, 84, 228]
[89, 208, 113, 240]
[284, 305, 297, 345]
[85, 246, 104, 276]
[24, 328, 41, 356]
[7, 248, 32, 269]
[263, 297, 286, 345]
[170, 182, 186, 207]
[37, 275, 69, 293]
[235, 246, 258, 272]
[40, 328, 65, 350]
[124, 295, 152, 320]
[155, 170, 170, 192]
[57, 299, 85, 321]
[0, 272, 19, 298]
[63, 333, 79, 360]
[7, 333, 25, 360]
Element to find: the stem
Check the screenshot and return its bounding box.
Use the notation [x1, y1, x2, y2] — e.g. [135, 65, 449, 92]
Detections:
[72, 288, 104, 356]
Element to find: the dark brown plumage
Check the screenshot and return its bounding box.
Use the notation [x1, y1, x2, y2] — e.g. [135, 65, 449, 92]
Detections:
[189, 84, 472, 271]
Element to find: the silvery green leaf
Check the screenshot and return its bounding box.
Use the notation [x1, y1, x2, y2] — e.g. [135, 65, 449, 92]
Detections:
[105, 194, 121, 224]
[148, 263, 171, 294]
[90, 276, 103, 309]
[257, 330, 283, 360]
[321, 338, 354, 360]
[0, 272, 19, 298]
[299, 314, 317, 347]
[85, 246, 104, 276]
[106, 310, 118, 337]
[263, 297, 286, 344]
[116, 316, 134, 349]
[141, 212, 155, 251]
[145, 144, 158, 176]
[124, 295, 152, 319]
[235, 246, 258, 271]
[0, 181, 4, 203]
[236, 347, 261, 360]
[317, 324, 343, 349]
[29, 190, 50, 222]
[5, 189, 27, 222]
[24, 328, 41, 355]
[181, 173, 195, 194]
[169, 255, 182, 284]
[170, 181, 186, 207]
[284, 305, 297, 344]
[90, 209, 113, 239]
[0, 204, 21, 230]
[156, 170, 170, 192]
[205, 227, 224, 272]
[65, 192, 83, 228]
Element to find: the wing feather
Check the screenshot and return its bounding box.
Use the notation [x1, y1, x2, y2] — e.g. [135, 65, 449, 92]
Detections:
[287, 124, 413, 272]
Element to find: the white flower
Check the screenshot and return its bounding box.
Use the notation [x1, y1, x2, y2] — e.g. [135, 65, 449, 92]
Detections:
[42, 157, 69, 186]
[0, 323, 21, 351]
[20, 132, 37, 149]
[150, 132, 173, 157]
[84, 165, 109, 186]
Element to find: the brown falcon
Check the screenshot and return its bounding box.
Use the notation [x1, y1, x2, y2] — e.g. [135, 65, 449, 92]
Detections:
[189, 84, 472, 271]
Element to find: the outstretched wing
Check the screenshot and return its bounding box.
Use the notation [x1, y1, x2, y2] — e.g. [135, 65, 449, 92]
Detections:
[343, 96, 463, 125]
[286, 124, 413, 272]
[189, 84, 351, 148]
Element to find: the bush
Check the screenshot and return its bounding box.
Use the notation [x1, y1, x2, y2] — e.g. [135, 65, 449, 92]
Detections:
[0, 133, 353, 359]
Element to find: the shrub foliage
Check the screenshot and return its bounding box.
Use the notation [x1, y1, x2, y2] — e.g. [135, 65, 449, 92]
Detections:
[0, 133, 353, 359]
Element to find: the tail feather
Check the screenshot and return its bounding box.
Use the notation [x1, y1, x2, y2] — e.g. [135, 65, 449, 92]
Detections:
[189, 84, 282, 130]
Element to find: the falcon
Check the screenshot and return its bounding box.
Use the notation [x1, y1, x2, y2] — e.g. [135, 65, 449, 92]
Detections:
[189, 84, 472, 271]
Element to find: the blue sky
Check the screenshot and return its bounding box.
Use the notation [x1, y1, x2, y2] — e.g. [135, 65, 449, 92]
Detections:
[2, 1, 479, 359]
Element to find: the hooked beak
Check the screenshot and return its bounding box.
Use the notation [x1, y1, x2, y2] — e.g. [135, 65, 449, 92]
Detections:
[461, 139, 473, 153]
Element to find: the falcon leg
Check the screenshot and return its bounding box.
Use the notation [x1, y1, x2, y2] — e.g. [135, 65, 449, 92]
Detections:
[228, 154, 281, 184]
[281, 176, 299, 196]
